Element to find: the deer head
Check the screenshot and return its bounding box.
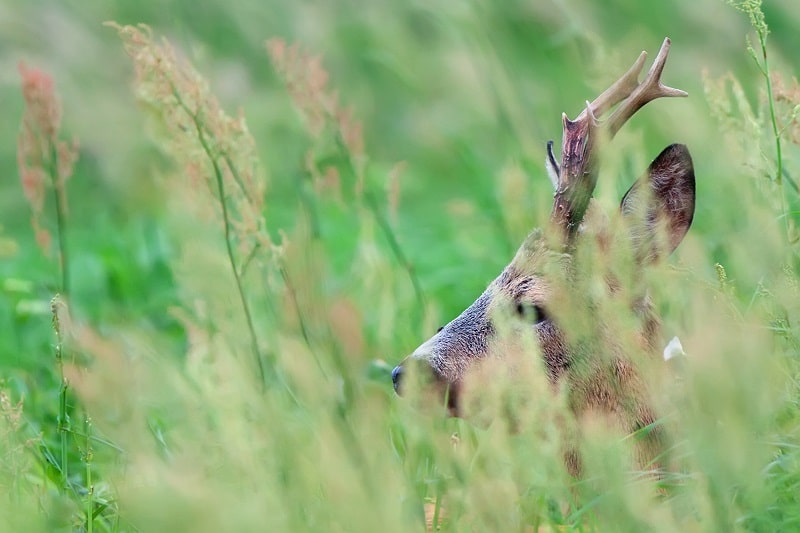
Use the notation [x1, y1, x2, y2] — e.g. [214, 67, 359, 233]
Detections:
[392, 39, 695, 462]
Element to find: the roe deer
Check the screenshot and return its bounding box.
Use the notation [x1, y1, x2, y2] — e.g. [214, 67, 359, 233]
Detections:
[391, 38, 695, 475]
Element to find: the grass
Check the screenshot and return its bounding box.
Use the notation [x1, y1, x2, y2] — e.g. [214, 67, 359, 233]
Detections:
[2, 0, 800, 531]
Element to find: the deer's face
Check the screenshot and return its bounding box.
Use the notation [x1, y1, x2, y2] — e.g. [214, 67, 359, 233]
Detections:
[392, 143, 695, 417]
[393, 231, 563, 410]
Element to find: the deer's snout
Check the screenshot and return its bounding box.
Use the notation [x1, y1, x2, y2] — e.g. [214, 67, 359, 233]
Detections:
[391, 357, 462, 416]
[392, 332, 440, 395]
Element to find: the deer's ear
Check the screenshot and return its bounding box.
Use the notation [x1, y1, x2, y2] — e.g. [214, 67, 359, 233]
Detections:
[620, 144, 695, 263]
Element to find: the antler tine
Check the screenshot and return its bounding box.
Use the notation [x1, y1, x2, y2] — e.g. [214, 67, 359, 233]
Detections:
[605, 38, 687, 138]
[574, 50, 648, 124]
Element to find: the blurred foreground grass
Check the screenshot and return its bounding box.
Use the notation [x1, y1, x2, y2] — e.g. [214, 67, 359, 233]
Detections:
[2, 0, 800, 531]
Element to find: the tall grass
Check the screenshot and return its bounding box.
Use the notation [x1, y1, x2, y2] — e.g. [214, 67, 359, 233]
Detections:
[2, 1, 800, 531]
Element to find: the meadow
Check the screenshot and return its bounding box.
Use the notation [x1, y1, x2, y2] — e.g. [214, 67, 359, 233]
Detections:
[2, 0, 800, 530]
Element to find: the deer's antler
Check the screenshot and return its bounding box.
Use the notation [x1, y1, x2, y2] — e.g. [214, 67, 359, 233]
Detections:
[549, 38, 686, 238]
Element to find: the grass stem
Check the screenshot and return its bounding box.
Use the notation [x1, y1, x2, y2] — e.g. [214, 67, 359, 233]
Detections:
[47, 140, 69, 296]
[84, 414, 94, 533]
[173, 90, 268, 388]
[758, 33, 790, 241]
[51, 295, 70, 494]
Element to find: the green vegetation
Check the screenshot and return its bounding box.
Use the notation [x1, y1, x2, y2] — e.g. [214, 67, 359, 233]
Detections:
[2, 0, 800, 530]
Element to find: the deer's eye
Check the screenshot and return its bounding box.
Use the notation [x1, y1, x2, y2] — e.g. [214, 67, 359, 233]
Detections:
[515, 302, 547, 324]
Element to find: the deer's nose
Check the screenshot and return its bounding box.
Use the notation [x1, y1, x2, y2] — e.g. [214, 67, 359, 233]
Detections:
[391, 365, 404, 393]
